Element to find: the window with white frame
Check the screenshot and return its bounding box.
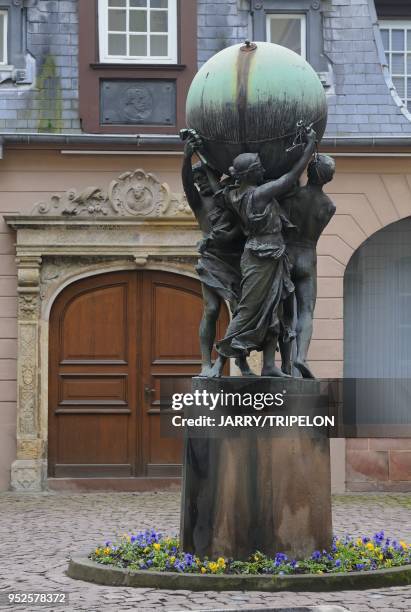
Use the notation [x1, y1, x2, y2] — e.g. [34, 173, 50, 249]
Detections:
[266, 14, 306, 58]
[0, 10, 8, 65]
[99, 0, 178, 64]
[380, 21, 411, 112]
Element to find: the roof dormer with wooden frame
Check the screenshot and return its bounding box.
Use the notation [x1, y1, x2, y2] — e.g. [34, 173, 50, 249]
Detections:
[78, 0, 197, 134]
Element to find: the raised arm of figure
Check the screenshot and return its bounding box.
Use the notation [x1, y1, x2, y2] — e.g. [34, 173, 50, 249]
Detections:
[254, 129, 317, 206]
[203, 164, 221, 195]
[181, 140, 202, 215]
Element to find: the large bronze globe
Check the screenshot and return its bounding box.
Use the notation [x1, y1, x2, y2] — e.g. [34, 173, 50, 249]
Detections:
[186, 42, 327, 179]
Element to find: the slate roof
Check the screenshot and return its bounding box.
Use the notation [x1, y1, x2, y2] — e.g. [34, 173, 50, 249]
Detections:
[0, 0, 409, 139]
[323, 0, 411, 136]
[198, 0, 411, 138]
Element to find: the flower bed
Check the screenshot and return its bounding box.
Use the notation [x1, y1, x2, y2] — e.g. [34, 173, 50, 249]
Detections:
[89, 530, 411, 575]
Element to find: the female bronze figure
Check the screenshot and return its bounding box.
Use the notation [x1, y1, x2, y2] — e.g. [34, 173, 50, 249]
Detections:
[211, 128, 317, 377]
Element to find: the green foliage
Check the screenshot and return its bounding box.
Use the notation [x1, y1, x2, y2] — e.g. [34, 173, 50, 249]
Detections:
[89, 530, 411, 575]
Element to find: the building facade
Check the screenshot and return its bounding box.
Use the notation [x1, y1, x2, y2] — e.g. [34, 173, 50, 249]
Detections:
[1, 0, 411, 492]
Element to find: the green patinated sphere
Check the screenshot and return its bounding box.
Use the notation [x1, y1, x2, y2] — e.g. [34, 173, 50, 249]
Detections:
[186, 42, 328, 179]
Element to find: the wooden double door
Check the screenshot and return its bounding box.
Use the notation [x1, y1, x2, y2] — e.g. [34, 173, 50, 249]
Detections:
[48, 270, 228, 479]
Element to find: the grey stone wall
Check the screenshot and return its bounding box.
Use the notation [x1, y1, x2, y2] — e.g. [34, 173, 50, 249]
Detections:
[0, 0, 80, 133]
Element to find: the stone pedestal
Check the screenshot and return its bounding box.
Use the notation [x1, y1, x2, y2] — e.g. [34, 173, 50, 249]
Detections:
[180, 377, 332, 561]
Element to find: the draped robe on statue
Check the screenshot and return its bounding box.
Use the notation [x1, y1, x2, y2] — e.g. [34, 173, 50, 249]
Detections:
[216, 187, 294, 358]
[196, 199, 245, 312]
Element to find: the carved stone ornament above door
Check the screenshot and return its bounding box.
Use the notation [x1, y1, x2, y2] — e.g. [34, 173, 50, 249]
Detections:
[32, 169, 192, 218]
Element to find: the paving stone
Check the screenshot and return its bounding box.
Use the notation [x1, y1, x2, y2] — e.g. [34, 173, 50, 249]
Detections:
[1, 492, 411, 610]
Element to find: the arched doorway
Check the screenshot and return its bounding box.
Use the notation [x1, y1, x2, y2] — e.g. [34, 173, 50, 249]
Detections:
[344, 217, 411, 430]
[48, 270, 229, 479]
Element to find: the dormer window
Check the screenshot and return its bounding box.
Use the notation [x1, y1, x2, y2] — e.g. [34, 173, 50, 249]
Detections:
[251, 0, 327, 74]
[266, 13, 306, 59]
[380, 21, 411, 112]
[0, 10, 8, 65]
[99, 0, 178, 64]
[79, 0, 197, 134]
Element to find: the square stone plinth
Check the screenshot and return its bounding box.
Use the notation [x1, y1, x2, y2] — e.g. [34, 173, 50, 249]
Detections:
[180, 377, 333, 560]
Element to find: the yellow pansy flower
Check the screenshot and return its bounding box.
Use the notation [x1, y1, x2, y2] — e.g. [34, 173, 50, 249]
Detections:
[104, 547, 111, 555]
[356, 538, 363, 546]
[217, 557, 226, 566]
[153, 543, 161, 551]
[400, 541, 408, 549]
[95, 548, 101, 555]
[366, 542, 374, 551]
[201, 567, 207, 574]
[209, 562, 218, 573]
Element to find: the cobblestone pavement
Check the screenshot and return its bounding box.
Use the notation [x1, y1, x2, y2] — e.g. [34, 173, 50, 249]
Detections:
[1, 492, 411, 612]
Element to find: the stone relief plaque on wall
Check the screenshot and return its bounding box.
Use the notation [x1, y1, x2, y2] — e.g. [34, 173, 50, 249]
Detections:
[101, 80, 177, 126]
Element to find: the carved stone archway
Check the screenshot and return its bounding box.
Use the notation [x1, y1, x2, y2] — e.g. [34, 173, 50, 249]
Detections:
[5, 169, 201, 491]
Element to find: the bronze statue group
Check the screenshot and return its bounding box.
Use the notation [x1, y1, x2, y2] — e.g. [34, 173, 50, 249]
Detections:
[181, 125, 336, 379]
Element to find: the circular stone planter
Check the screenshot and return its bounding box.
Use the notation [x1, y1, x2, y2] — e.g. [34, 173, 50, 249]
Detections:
[67, 556, 411, 592]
